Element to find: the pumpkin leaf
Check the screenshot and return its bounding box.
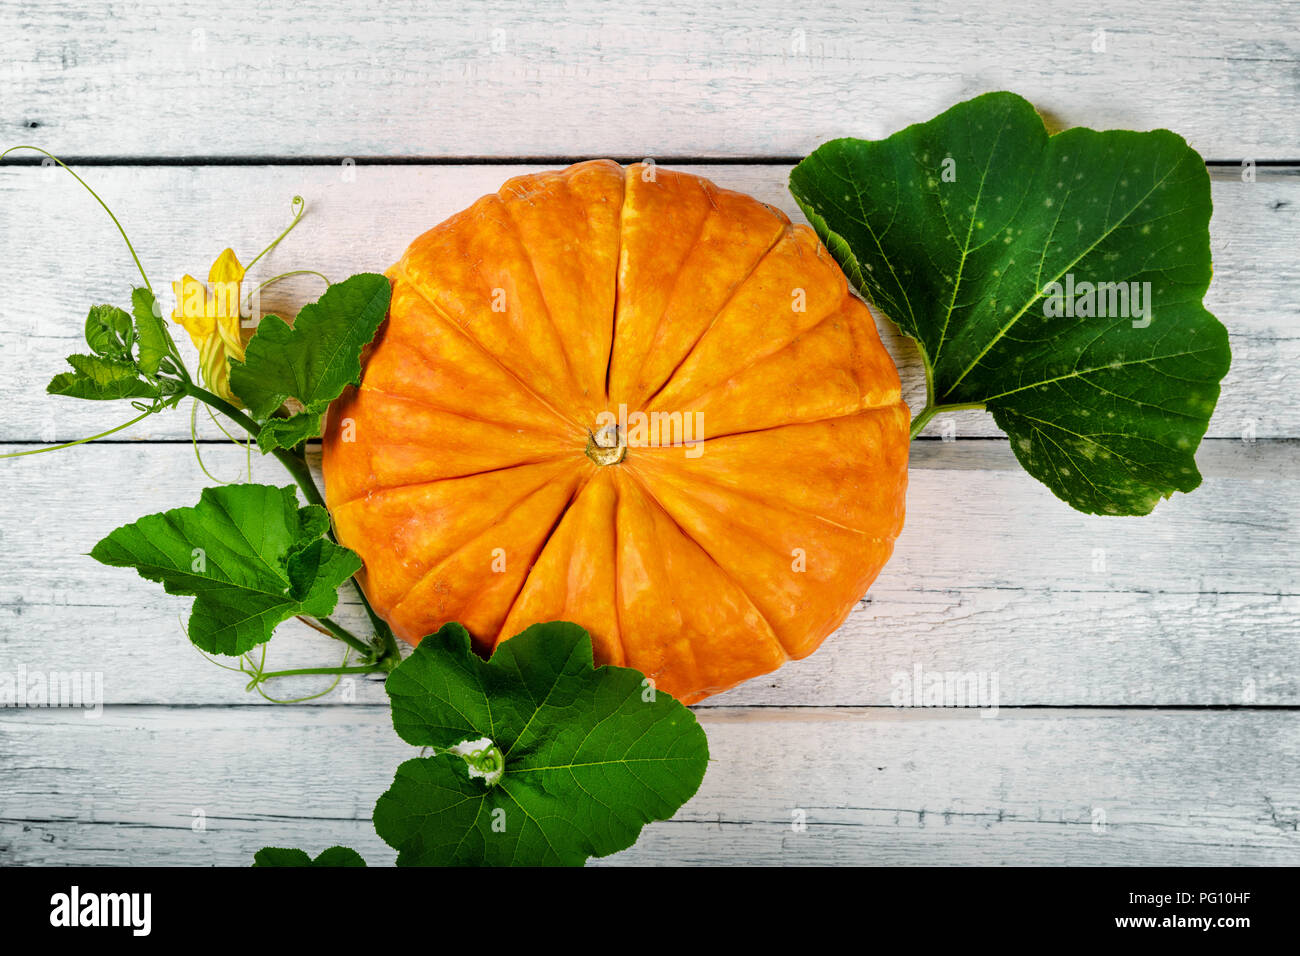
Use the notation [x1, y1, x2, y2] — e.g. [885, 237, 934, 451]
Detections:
[253, 845, 367, 867]
[48, 353, 165, 401]
[254, 413, 327, 455]
[50, 295, 186, 401]
[373, 621, 710, 866]
[229, 272, 391, 453]
[83, 304, 134, 361]
[130, 286, 173, 377]
[90, 483, 362, 656]
[789, 91, 1231, 516]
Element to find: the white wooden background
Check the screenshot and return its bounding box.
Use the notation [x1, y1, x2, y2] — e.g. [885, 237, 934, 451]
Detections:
[1, 0, 1297, 866]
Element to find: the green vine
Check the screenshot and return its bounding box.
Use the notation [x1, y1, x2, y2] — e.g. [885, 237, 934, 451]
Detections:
[2, 150, 399, 688]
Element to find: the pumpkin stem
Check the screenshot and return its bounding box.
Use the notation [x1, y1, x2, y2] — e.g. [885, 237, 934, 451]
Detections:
[585, 424, 627, 466]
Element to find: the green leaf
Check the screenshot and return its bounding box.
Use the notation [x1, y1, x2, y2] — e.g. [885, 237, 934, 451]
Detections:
[252, 845, 366, 867]
[255, 414, 324, 454]
[51, 293, 184, 401]
[229, 272, 391, 453]
[84, 304, 133, 361]
[90, 484, 362, 655]
[47, 353, 162, 401]
[131, 287, 171, 376]
[374, 622, 710, 866]
[789, 91, 1231, 515]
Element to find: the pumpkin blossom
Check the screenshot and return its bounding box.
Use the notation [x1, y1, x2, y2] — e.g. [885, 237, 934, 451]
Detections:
[172, 247, 249, 403]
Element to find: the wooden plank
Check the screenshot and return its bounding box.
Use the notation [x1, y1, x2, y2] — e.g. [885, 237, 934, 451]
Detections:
[2, 440, 1294, 707]
[0, 165, 1294, 441]
[1, 706, 1296, 865]
[2, 1, 1296, 159]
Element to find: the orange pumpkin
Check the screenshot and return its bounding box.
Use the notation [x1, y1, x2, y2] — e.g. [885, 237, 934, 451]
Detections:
[322, 160, 909, 704]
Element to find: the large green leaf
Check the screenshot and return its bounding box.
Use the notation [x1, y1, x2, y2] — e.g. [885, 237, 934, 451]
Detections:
[90, 484, 361, 655]
[789, 91, 1230, 515]
[228, 272, 391, 453]
[374, 622, 710, 866]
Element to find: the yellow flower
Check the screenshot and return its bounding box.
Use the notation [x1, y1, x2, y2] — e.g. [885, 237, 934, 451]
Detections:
[172, 248, 248, 404]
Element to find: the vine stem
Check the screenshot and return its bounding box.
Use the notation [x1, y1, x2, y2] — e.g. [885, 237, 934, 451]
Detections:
[2, 145, 154, 294]
[909, 405, 939, 440]
[909, 401, 986, 441]
[0, 407, 156, 459]
[252, 664, 389, 681]
[183, 381, 400, 670]
[243, 195, 306, 273]
[245, 269, 331, 310]
[315, 616, 374, 656]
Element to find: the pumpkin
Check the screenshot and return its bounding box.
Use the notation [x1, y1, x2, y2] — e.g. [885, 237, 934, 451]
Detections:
[321, 160, 909, 704]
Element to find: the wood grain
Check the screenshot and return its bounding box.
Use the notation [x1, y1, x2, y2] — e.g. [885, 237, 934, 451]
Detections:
[0, 165, 1293, 442]
[2, 706, 1296, 866]
[2, 0, 1296, 159]
[1, 0, 1296, 869]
